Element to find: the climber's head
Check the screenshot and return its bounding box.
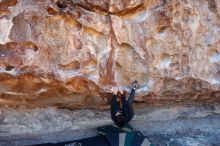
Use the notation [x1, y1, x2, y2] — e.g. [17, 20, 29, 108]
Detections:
[117, 91, 122, 99]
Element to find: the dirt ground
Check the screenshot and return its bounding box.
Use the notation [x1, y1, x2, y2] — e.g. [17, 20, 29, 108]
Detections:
[0, 104, 220, 146]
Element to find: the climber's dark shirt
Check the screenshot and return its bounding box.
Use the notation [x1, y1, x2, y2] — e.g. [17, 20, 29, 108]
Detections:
[111, 89, 135, 128]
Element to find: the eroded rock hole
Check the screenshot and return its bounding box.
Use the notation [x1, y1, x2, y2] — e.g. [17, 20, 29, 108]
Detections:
[73, 39, 82, 50]
[157, 26, 168, 33]
[157, 53, 172, 69]
[84, 58, 98, 70]
[115, 61, 122, 68]
[74, 11, 81, 19]
[47, 7, 58, 15]
[182, 8, 191, 22]
[26, 42, 38, 52]
[209, 49, 220, 63]
[58, 60, 80, 71]
[56, 1, 67, 9]
[207, 0, 216, 12]
[5, 64, 14, 71]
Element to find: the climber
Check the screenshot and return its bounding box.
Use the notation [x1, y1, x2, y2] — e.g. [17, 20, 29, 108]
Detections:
[110, 81, 138, 128]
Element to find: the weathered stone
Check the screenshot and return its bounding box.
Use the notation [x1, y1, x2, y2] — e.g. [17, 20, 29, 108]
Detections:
[0, 0, 17, 17]
[0, 0, 219, 108]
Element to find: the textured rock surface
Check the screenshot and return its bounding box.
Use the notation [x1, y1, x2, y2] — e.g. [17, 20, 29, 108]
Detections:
[0, 0, 220, 108]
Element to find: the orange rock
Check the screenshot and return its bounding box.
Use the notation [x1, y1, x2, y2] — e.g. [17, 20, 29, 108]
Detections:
[0, 0, 219, 108]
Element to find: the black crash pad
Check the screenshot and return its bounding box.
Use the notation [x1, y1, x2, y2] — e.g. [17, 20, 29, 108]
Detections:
[97, 124, 153, 146]
[33, 135, 110, 146]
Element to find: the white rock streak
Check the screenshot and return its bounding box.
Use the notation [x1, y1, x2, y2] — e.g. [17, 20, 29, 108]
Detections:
[0, 18, 13, 44]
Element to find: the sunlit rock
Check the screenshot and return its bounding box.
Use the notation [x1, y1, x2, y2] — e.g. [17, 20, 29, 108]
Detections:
[0, 0, 219, 108]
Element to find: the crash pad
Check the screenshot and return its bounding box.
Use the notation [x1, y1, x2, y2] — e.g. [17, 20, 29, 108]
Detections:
[97, 124, 153, 146]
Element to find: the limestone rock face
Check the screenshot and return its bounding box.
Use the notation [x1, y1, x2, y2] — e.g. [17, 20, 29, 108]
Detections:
[0, 0, 220, 108]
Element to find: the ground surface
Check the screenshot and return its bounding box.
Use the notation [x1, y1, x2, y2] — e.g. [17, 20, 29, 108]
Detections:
[0, 104, 220, 146]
